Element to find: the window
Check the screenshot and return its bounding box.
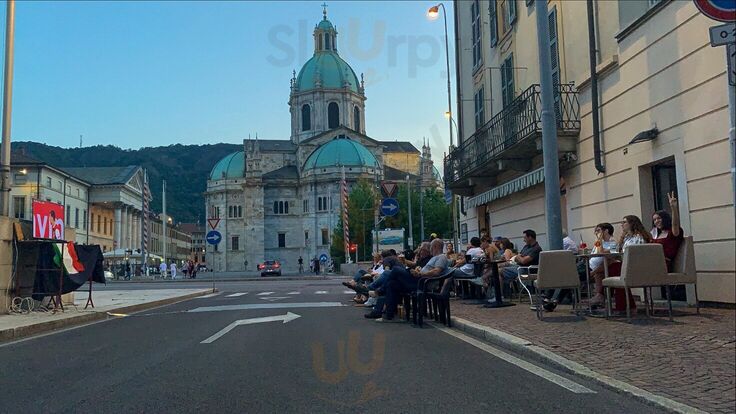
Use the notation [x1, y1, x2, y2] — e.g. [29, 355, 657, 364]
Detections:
[548, 6, 561, 120]
[489, 0, 499, 47]
[284, 201, 289, 214]
[353, 106, 361, 131]
[328, 102, 339, 129]
[104, 217, 108, 234]
[91, 213, 95, 231]
[317, 196, 329, 212]
[12, 196, 25, 220]
[471, 0, 482, 68]
[301, 104, 311, 131]
[97, 215, 101, 232]
[500, 54, 515, 108]
[278, 233, 286, 248]
[46, 177, 52, 187]
[274, 201, 288, 215]
[273, 201, 278, 214]
[474, 87, 485, 130]
[305, 231, 309, 241]
[66, 205, 71, 225]
[325, 33, 331, 50]
[303, 199, 309, 213]
[238, 206, 242, 217]
[321, 228, 329, 245]
[500, 0, 517, 34]
[57, 180, 62, 190]
[83, 209, 87, 230]
[231, 236, 239, 251]
[460, 223, 468, 244]
[618, 0, 664, 30]
[76, 189, 80, 197]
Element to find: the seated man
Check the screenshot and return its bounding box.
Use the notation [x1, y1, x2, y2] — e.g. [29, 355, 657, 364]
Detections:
[374, 239, 448, 322]
[364, 256, 403, 319]
[452, 237, 485, 280]
[500, 229, 542, 288]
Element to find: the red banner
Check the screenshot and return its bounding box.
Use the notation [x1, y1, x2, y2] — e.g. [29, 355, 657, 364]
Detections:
[32, 200, 66, 240]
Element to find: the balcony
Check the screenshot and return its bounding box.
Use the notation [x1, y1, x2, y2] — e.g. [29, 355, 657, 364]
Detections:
[444, 84, 580, 196]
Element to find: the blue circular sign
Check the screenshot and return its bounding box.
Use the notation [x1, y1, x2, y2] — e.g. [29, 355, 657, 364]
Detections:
[695, 0, 736, 22]
[206, 230, 222, 245]
[380, 198, 399, 217]
[319, 253, 328, 262]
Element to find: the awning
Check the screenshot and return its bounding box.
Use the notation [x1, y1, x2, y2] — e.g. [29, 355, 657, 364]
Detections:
[466, 167, 544, 209]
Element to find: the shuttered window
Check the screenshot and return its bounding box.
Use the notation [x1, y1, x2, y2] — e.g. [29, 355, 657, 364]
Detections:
[489, 0, 498, 48]
[500, 54, 515, 108]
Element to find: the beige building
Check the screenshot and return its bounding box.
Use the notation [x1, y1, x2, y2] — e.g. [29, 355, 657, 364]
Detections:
[149, 215, 193, 266]
[449, 0, 734, 303]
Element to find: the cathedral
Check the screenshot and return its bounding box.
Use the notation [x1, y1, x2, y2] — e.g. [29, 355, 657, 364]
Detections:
[205, 9, 441, 272]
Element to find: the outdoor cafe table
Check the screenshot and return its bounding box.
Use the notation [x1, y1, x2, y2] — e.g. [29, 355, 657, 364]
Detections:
[576, 252, 623, 314]
[481, 259, 515, 308]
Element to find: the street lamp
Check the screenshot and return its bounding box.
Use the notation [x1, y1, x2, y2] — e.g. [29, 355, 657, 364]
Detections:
[428, 2, 458, 250]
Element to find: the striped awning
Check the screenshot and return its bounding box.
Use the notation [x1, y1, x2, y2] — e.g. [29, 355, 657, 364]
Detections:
[466, 167, 545, 209]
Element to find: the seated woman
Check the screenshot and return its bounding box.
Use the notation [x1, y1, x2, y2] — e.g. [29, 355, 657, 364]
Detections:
[445, 242, 459, 266]
[498, 238, 515, 261]
[590, 215, 652, 308]
[402, 242, 431, 270]
[651, 191, 683, 272]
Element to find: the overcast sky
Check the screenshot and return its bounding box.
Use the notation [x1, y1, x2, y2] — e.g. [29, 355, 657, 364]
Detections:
[3, 0, 456, 163]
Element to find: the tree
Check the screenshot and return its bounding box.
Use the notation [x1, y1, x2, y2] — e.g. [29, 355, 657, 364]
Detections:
[384, 183, 451, 249]
[332, 179, 379, 263]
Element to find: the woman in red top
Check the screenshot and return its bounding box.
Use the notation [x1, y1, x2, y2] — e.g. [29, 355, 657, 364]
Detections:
[651, 192, 683, 272]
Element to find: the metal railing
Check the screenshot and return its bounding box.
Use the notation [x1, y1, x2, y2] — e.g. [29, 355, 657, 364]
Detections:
[444, 83, 580, 186]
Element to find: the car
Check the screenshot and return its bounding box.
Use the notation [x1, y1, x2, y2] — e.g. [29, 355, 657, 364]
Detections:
[379, 236, 403, 245]
[259, 260, 282, 277]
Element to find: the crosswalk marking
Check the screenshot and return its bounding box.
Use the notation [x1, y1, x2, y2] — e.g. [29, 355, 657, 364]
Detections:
[196, 293, 221, 299]
[343, 290, 355, 294]
[226, 292, 248, 297]
[257, 292, 274, 296]
[315, 291, 328, 294]
[287, 291, 301, 295]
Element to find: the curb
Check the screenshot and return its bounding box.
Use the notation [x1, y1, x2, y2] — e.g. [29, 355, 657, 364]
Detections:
[107, 276, 344, 283]
[0, 289, 213, 343]
[450, 316, 707, 414]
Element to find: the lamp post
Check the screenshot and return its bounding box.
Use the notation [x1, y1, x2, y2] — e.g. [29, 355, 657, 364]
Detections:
[429, 2, 458, 249]
[0, 0, 16, 217]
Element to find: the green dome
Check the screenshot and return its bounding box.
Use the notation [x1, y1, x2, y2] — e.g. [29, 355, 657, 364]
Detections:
[296, 51, 360, 93]
[209, 151, 244, 180]
[304, 135, 379, 171]
[317, 19, 334, 31]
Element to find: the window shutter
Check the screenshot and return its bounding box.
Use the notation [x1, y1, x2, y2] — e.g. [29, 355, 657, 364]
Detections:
[489, 1, 498, 48]
[548, 7, 561, 122]
[509, 0, 517, 25]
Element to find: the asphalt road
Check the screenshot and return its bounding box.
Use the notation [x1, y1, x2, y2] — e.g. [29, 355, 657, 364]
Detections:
[0, 280, 665, 413]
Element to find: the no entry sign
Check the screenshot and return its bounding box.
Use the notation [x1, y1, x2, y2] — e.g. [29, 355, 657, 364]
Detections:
[694, 0, 736, 23]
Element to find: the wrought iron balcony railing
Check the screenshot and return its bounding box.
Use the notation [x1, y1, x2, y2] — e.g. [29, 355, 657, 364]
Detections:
[444, 83, 580, 188]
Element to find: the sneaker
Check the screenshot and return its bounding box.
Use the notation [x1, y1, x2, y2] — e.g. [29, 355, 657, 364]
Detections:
[364, 311, 382, 319]
[364, 297, 377, 307]
[543, 298, 558, 312]
[375, 317, 402, 323]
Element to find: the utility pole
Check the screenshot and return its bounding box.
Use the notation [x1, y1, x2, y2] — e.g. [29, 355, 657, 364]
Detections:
[406, 175, 413, 248]
[535, 0, 563, 250]
[162, 180, 167, 268]
[419, 180, 425, 242]
[0, 0, 15, 217]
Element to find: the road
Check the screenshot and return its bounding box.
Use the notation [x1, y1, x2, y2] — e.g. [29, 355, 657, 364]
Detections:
[0, 280, 665, 413]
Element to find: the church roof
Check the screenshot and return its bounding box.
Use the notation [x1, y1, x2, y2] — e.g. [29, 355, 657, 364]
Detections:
[263, 165, 299, 180]
[384, 165, 419, 181]
[245, 139, 296, 152]
[295, 51, 359, 93]
[382, 141, 419, 153]
[303, 135, 379, 170]
[209, 151, 244, 180]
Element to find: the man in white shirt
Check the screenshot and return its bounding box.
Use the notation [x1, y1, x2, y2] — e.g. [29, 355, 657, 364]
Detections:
[452, 237, 484, 279]
[170, 262, 177, 279]
[159, 262, 167, 279]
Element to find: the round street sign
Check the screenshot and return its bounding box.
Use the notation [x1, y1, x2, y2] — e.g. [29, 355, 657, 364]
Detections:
[380, 198, 399, 217]
[319, 253, 328, 262]
[694, 0, 736, 22]
[206, 230, 222, 245]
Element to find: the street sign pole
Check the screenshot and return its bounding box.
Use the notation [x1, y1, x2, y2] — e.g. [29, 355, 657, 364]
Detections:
[728, 44, 736, 228]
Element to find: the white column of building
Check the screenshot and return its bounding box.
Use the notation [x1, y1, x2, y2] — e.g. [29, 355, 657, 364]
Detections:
[127, 206, 133, 250]
[122, 205, 129, 250]
[114, 207, 122, 251]
[131, 210, 139, 251]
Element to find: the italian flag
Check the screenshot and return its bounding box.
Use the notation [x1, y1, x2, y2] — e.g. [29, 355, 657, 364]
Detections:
[53, 242, 86, 275]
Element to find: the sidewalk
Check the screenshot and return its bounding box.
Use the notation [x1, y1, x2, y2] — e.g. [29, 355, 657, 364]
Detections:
[450, 300, 735, 414]
[0, 288, 211, 343]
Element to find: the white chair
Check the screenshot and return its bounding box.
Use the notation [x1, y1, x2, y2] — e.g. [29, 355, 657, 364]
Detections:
[602, 244, 669, 321]
[531, 251, 580, 320]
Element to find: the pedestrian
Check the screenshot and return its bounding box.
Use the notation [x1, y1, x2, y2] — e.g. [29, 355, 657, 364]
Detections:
[298, 256, 304, 274]
[313, 257, 320, 275]
[159, 261, 167, 279]
[170, 261, 177, 279]
[192, 262, 198, 279]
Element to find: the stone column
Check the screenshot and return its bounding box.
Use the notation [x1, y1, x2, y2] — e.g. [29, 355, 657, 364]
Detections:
[127, 207, 133, 250]
[114, 207, 122, 251]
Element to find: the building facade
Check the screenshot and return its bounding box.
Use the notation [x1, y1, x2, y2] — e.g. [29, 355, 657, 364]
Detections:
[448, 0, 735, 303]
[149, 216, 193, 266]
[205, 10, 440, 272]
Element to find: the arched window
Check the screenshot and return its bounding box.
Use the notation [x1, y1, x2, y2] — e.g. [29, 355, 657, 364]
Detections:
[284, 201, 289, 214]
[325, 34, 331, 50]
[318, 34, 323, 51]
[353, 106, 361, 132]
[273, 201, 278, 214]
[278, 201, 284, 214]
[328, 102, 339, 129]
[301, 104, 311, 131]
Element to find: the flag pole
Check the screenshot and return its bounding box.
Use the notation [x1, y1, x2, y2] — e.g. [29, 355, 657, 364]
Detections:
[341, 166, 351, 264]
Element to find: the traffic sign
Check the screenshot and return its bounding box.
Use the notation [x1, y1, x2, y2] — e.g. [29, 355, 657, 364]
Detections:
[444, 189, 453, 205]
[380, 198, 399, 216]
[709, 22, 736, 46]
[728, 43, 736, 86]
[319, 253, 328, 262]
[694, 0, 736, 23]
[381, 181, 398, 197]
[207, 218, 220, 230]
[206, 230, 222, 245]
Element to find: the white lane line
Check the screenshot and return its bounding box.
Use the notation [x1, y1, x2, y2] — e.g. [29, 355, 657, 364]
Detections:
[287, 291, 301, 295]
[435, 325, 595, 394]
[196, 293, 221, 299]
[343, 290, 355, 294]
[226, 292, 248, 297]
[188, 302, 345, 313]
[260, 297, 288, 302]
[315, 291, 328, 294]
[257, 292, 274, 296]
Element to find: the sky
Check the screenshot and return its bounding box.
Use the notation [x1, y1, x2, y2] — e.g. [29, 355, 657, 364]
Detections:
[2, 0, 456, 163]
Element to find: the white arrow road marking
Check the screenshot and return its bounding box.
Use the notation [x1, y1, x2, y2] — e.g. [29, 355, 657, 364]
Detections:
[315, 291, 328, 294]
[200, 312, 301, 344]
[287, 291, 301, 295]
[343, 290, 355, 294]
[226, 292, 248, 297]
[188, 302, 345, 313]
[260, 296, 288, 302]
[196, 293, 221, 299]
[257, 292, 274, 296]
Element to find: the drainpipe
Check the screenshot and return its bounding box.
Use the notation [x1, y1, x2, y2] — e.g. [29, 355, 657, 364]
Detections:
[587, 0, 605, 174]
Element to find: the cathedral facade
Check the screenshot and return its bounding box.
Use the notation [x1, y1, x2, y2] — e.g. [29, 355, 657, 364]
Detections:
[205, 10, 440, 272]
